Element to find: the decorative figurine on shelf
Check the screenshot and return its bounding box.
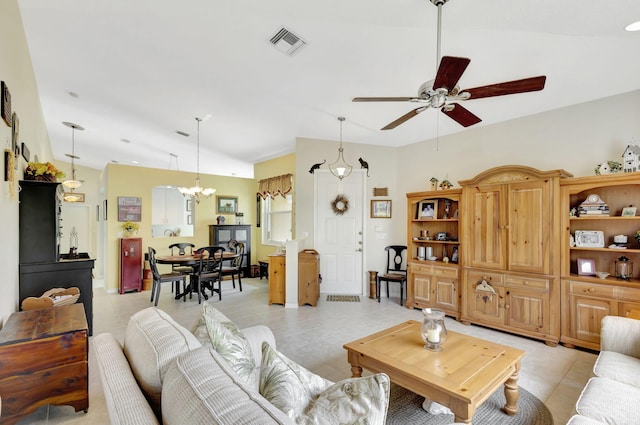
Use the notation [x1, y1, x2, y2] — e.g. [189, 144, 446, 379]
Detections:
[429, 177, 438, 191]
[308, 159, 325, 174]
[216, 215, 226, 225]
[444, 199, 451, 219]
[622, 145, 640, 173]
[594, 160, 623, 175]
[439, 179, 453, 190]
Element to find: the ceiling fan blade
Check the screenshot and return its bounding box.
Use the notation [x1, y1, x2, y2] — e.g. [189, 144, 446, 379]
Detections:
[433, 56, 471, 91]
[441, 103, 482, 127]
[464, 76, 546, 100]
[381, 108, 423, 130]
[353, 97, 416, 102]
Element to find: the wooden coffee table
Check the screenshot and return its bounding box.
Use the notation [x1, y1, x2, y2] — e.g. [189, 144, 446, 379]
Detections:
[343, 320, 525, 424]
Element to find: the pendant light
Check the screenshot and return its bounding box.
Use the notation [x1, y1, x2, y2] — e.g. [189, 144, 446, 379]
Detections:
[178, 116, 216, 203]
[328, 117, 353, 180]
[62, 121, 83, 189]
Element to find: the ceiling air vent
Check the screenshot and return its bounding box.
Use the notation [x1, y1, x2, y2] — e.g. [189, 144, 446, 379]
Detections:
[269, 27, 307, 56]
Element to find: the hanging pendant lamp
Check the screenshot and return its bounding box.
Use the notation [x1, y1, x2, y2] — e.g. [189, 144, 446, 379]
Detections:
[178, 117, 216, 203]
[328, 117, 353, 180]
[62, 121, 83, 190]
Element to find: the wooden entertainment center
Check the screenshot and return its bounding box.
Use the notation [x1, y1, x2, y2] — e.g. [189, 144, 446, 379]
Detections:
[406, 165, 640, 349]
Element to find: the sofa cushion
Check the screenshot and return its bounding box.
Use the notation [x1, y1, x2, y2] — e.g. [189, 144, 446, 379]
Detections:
[93, 333, 160, 425]
[124, 307, 201, 417]
[576, 377, 640, 425]
[162, 346, 294, 425]
[191, 302, 259, 389]
[259, 342, 390, 425]
[593, 350, 640, 387]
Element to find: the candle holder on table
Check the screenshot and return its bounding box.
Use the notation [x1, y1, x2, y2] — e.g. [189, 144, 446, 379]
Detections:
[421, 308, 447, 351]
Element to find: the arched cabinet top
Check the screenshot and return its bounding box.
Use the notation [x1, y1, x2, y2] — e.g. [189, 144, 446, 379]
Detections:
[458, 165, 573, 186]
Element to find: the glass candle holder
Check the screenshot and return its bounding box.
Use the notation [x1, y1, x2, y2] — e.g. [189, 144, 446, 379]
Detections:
[615, 256, 633, 280]
[421, 308, 447, 351]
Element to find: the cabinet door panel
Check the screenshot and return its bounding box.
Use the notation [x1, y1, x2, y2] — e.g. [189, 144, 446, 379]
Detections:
[466, 282, 504, 324]
[413, 274, 433, 305]
[466, 186, 505, 269]
[434, 278, 458, 310]
[507, 288, 549, 333]
[571, 296, 613, 344]
[508, 180, 551, 274]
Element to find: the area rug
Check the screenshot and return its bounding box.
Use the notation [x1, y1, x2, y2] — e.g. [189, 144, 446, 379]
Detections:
[386, 383, 553, 425]
[326, 295, 360, 302]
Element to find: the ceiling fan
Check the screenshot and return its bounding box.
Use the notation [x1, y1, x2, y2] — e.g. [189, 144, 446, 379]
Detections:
[353, 0, 546, 130]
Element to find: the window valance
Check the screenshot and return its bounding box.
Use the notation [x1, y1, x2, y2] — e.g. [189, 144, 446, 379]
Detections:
[258, 173, 292, 199]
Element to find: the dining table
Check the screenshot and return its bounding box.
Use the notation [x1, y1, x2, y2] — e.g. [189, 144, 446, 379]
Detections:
[156, 251, 237, 301]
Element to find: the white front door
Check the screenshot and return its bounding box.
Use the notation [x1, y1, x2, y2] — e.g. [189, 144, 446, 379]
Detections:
[314, 170, 365, 295]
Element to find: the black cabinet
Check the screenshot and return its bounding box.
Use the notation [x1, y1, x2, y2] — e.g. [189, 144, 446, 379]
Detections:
[19, 260, 95, 335]
[18, 180, 95, 334]
[19, 180, 61, 264]
[209, 224, 251, 276]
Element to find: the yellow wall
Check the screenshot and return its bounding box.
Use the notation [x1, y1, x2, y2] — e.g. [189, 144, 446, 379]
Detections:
[253, 153, 296, 261]
[104, 163, 257, 292]
[0, 0, 53, 325]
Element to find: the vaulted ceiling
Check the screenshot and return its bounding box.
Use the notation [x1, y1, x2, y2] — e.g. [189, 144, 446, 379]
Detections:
[17, 0, 640, 177]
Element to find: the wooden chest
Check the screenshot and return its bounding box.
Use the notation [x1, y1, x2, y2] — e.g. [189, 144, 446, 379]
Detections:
[0, 304, 88, 424]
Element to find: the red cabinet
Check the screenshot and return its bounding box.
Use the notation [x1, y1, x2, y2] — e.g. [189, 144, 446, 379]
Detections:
[120, 238, 142, 294]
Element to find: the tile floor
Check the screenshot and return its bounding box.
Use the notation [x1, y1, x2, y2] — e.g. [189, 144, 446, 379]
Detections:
[17, 278, 596, 424]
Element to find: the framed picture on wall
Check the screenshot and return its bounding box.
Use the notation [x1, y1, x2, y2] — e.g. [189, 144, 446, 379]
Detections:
[371, 200, 392, 218]
[117, 196, 142, 221]
[216, 196, 238, 214]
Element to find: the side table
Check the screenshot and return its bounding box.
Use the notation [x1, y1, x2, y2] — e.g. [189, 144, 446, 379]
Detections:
[0, 304, 89, 424]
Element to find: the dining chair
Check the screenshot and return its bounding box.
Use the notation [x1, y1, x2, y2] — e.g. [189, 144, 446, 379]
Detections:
[148, 247, 187, 306]
[221, 242, 245, 292]
[192, 246, 224, 304]
[168, 242, 195, 293]
[377, 245, 408, 306]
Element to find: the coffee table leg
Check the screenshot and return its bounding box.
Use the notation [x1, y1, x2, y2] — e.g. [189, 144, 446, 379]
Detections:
[350, 365, 363, 378]
[503, 362, 520, 416]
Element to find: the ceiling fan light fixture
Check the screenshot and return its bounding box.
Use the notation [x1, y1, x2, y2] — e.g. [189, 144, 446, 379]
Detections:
[178, 117, 216, 204]
[328, 117, 353, 181]
[61, 121, 84, 190]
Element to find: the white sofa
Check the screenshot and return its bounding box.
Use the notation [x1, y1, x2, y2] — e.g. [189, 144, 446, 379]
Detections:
[93, 306, 389, 425]
[567, 316, 640, 425]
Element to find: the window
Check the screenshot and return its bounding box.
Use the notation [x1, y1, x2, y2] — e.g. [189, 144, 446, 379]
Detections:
[262, 194, 292, 245]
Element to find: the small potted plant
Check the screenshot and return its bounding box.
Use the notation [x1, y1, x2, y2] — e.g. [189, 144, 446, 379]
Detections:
[121, 221, 140, 237]
[24, 162, 65, 182]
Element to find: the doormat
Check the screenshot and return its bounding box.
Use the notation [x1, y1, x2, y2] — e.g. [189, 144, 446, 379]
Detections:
[326, 295, 360, 302]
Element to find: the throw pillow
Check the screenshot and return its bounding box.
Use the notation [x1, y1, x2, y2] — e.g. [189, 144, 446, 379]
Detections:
[192, 302, 259, 388]
[260, 342, 390, 425]
[299, 374, 390, 425]
[260, 341, 333, 419]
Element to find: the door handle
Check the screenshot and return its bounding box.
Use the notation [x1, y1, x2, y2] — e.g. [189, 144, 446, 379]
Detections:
[356, 248, 363, 252]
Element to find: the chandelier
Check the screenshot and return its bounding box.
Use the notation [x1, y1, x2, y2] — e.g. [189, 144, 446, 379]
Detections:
[62, 121, 85, 202]
[178, 117, 216, 203]
[328, 117, 353, 180]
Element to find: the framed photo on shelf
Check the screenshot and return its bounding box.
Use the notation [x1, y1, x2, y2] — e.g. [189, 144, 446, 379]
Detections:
[450, 246, 459, 263]
[622, 207, 637, 217]
[371, 200, 392, 218]
[216, 195, 238, 214]
[418, 200, 437, 219]
[577, 258, 596, 276]
[574, 230, 605, 248]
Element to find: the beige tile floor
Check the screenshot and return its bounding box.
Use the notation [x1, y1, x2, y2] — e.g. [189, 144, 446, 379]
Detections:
[17, 278, 596, 424]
